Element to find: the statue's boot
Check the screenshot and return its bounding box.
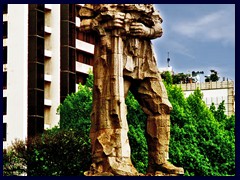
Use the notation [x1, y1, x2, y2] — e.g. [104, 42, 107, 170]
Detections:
[147, 161, 184, 175]
[146, 115, 184, 175]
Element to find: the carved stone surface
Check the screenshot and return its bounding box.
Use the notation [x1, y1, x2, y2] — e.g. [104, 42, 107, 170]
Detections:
[79, 4, 184, 176]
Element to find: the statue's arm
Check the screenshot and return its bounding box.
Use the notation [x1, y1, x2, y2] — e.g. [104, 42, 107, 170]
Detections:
[149, 10, 163, 39]
[129, 9, 163, 39]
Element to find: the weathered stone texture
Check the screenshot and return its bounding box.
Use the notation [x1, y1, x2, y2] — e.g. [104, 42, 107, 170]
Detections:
[79, 4, 184, 176]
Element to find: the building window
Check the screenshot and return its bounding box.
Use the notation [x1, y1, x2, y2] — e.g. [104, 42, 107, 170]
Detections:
[37, 63, 44, 90]
[76, 72, 88, 85]
[3, 22, 8, 38]
[3, 4, 8, 14]
[69, 4, 76, 22]
[77, 32, 95, 44]
[28, 7, 45, 37]
[3, 97, 7, 115]
[83, 56, 90, 65]
[37, 37, 44, 62]
[3, 123, 7, 141]
[37, 10, 45, 37]
[3, 47, 7, 64]
[69, 22, 76, 47]
[3, 72, 7, 89]
[83, 33, 90, 43]
[77, 51, 94, 65]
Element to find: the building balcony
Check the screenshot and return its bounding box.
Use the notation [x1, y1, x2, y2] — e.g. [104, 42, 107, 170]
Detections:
[44, 99, 52, 106]
[3, 14, 8, 22]
[45, 4, 52, 11]
[45, 26, 52, 34]
[44, 49, 52, 58]
[3, 39, 8, 47]
[75, 39, 94, 55]
[76, 61, 93, 74]
[44, 74, 52, 82]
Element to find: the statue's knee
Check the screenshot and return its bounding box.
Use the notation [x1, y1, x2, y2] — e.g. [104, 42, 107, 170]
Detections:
[160, 103, 172, 114]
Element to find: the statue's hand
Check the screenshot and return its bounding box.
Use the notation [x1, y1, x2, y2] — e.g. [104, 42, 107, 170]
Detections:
[130, 22, 151, 37]
[112, 12, 125, 28]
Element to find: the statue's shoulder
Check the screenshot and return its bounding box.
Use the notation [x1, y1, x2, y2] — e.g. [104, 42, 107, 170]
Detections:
[124, 4, 154, 13]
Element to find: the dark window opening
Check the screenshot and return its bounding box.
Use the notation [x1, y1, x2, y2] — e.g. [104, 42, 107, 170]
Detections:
[37, 10, 45, 37]
[28, 89, 44, 116]
[28, 36, 44, 63]
[28, 63, 44, 90]
[28, 117, 44, 137]
[3, 47, 7, 64]
[76, 72, 88, 85]
[61, 47, 76, 72]
[77, 32, 95, 44]
[69, 4, 76, 22]
[3, 22, 7, 38]
[69, 22, 76, 47]
[69, 47, 76, 71]
[60, 72, 76, 103]
[77, 51, 94, 65]
[3, 4, 8, 14]
[37, 63, 44, 90]
[3, 72, 7, 89]
[37, 37, 44, 62]
[3, 97, 7, 115]
[28, 9, 44, 37]
[3, 123, 7, 141]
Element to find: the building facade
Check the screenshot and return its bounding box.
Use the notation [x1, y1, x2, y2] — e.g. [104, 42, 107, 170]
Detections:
[176, 81, 235, 116]
[3, 4, 94, 149]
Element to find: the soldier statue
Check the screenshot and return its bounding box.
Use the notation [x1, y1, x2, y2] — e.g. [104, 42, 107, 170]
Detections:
[79, 4, 184, 176]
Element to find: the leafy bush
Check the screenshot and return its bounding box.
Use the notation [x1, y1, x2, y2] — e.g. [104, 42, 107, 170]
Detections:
[3, 129, 91, 176]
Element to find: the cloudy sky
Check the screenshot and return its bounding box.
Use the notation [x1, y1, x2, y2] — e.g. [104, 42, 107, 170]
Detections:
[152, 4, 235, 82]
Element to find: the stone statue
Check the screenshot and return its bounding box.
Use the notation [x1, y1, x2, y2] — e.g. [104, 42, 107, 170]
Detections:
[79, 4, 184, 176]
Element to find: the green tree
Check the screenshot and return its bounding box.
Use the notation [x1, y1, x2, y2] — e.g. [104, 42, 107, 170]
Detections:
[166, 84, 235, 176]
[125, 91, 148, 174]
[160, 71, 173, 85]
[57, 74, 93, 132]
[205, 70, 220, 82]
[3, 129, 91, 176]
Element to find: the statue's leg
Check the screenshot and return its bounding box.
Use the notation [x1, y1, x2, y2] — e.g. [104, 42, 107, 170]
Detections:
[85, 75, 139, 176]
[135, 77, 184, 175]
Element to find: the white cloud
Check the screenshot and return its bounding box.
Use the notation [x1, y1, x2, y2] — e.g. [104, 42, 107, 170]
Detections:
[172, 8, 235, 46]
[153, 38, 196, 60]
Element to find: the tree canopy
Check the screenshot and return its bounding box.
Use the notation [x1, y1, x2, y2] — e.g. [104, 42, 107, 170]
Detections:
[4, 73, 235, 176]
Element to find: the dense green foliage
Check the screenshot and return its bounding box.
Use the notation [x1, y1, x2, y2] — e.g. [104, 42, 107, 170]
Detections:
[165, 83, 235, 176]
[3, 129, 91, 176]
[57, 74, 93, 132]
[125, 92, 148, 174]
[4, 73, 235, 176]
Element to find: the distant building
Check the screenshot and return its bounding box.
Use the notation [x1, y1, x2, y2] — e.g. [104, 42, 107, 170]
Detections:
[3, 4, 94, 149]
[176, 81, 235, 116]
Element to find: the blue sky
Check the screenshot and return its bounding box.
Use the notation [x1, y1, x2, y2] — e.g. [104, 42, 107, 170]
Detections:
[152, 4, 235, 82]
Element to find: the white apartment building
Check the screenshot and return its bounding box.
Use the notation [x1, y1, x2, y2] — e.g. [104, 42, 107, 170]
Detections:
[3, 4, 94, 149]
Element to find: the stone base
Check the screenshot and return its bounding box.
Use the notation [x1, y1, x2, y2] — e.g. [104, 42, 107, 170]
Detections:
[84, 171, 183, 176]
[146, 171, 183, 176]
